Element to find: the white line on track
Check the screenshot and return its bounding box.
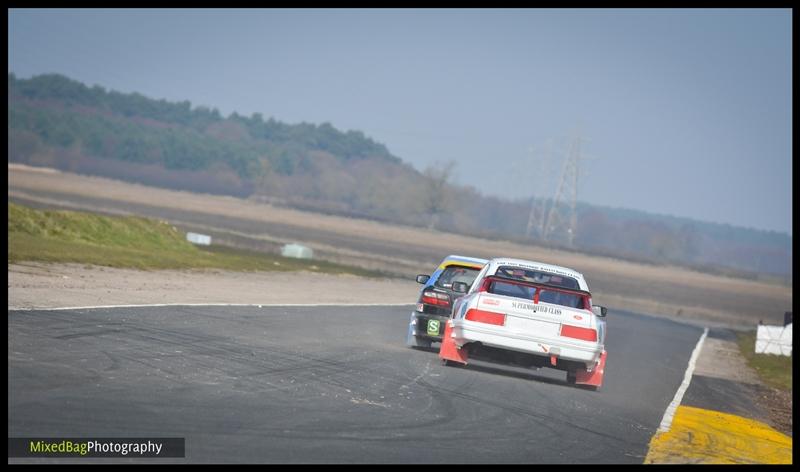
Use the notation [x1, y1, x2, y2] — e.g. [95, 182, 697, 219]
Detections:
[657, 326, 709, 432]
[8, 302, 415, 312]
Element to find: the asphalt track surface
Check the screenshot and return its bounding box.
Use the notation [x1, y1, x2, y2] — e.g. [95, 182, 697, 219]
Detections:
[9, 305, 702, 463]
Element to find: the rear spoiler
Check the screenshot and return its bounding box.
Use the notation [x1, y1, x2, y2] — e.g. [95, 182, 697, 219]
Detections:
[488, 275, 592, 298]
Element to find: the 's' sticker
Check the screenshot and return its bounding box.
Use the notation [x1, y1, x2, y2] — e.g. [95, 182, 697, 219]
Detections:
[427, 319, 441, 336]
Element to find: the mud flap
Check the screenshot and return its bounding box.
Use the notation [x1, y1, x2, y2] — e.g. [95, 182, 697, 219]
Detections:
[575, 350, 606, 388]
[438, 320, 469, 364]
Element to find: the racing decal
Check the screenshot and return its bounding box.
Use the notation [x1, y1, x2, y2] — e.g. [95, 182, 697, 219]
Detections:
[511, 301, 562, 315]
[427, 319, 441, 336]
[494, 261, 579, 279]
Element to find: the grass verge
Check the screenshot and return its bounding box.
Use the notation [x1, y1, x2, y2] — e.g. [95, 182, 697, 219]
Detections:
[736, 330, 792, 391]
[7, 202, 386, 277]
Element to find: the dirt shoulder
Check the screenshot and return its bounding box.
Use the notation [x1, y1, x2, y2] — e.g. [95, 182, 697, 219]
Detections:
[8, 262, 420, 310]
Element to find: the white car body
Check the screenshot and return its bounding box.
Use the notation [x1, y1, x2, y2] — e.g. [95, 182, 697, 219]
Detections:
[440, 257, 608, 389]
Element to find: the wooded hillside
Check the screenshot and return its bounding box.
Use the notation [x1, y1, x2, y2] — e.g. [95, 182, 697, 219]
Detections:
[8, 73, 791, 278]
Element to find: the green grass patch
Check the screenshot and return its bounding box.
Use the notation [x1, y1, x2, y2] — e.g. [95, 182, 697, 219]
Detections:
[7, 202, 386, 277]
[736, 330, 792, 391]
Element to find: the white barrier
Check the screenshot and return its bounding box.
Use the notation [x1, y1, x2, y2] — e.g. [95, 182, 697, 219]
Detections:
[755, 323, 792, 356]
[186, 232, 212, 246]
[281, 243, 313, 259]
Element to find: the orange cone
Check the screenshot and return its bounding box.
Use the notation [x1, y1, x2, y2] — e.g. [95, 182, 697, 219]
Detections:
[438, 320, 469, 364]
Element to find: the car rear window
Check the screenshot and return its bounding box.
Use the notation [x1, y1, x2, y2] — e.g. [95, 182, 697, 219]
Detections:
[487, 281, 586, 309]
[435, 265, 481, 290]
[489, 280, 536, 299]
[494, 266, 579, 289]
[537, 289, 585, 309]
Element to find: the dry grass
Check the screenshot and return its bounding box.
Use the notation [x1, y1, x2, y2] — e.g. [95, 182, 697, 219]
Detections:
[736, 330, 792, 391]
[8, 164, 792, 327]
[8, 201, 384, 277]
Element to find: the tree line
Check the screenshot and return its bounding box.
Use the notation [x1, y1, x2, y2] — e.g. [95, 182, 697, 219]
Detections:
[7, 73, 791, 278]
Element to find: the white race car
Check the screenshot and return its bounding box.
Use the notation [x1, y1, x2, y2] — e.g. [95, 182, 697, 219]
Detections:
[439, 257, 608, 390]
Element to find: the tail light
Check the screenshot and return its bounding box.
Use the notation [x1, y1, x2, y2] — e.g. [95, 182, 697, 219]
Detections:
[421, 290, 451, 307]
[560, 324, 597, 341]
[465, 308, 506, 326]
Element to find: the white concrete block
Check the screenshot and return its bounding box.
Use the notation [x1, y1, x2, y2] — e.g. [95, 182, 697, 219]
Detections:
[755, 323, 792, 356]
[186, 232, 212, 246]
[281, 243, 313, 259]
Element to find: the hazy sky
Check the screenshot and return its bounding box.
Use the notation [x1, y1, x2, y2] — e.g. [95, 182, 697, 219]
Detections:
[8, 9, 793, 235]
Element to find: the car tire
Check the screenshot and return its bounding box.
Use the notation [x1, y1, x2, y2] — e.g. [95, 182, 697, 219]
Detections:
[410, 336, 432, 349]
[566, 372, 577, 385]
[567, 372, 599, 391]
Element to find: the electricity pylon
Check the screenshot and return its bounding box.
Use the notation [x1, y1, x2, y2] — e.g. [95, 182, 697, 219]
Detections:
[542, 134, 584, 246]
[524, 139, 553, 239]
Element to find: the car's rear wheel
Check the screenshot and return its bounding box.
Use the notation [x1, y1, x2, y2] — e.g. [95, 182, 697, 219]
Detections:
[566, 371, 577, 385]
[410, 336, 432, 349]
[566, 371, 600, 391]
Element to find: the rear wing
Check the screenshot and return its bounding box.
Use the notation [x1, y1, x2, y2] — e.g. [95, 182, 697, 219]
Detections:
[484, 275, 592, 298]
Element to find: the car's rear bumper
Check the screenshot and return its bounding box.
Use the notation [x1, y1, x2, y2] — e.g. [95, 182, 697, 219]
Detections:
[449, 319, 602, 367]
[408, 311, 448, 340]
